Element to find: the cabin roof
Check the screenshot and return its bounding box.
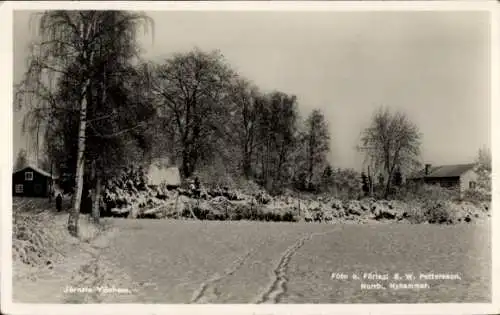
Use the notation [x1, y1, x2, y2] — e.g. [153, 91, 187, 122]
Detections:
[13, 164, 59, 179]
[408, 163, 476, 179]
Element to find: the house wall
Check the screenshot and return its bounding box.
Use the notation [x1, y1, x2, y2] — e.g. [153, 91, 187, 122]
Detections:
[12, 167, 50, 197]
[423, 177, 461, 198]
[459, 169, 479, 196]
[424, 177, 460, 188]
[407, 177, 460, 198]
[146, 163, 181, 187]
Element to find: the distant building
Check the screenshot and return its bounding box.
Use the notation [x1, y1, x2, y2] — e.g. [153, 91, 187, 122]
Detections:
[146, 158, 181, 189]
[12, 165, 58, 198]
[407, 163, 478, 197]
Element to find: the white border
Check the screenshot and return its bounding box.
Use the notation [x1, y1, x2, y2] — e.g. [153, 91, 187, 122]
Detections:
[3, 0, 500, 11]
[1, 1, 499, 315]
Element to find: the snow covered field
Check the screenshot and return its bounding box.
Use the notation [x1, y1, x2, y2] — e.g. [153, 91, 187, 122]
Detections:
[12, 196, 491, 304]
[94, 219, 491, 304]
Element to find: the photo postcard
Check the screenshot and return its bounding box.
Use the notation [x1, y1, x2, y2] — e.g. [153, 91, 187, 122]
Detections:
[1, 1, 499, 315]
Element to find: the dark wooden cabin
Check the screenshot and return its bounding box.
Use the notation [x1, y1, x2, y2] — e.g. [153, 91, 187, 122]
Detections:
[12, 165, 58, 198]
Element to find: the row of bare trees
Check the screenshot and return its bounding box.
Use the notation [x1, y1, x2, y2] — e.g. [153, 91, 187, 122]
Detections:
[144, 48, 332, 194]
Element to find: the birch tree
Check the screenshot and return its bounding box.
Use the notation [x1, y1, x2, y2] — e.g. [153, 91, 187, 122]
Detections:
[16, 10, 153, 235]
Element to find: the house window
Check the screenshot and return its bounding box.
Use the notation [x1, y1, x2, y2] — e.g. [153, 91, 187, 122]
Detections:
[469, 181, 477, 189]
[25, 171, 33, 181]
[15, 184, 23, 193]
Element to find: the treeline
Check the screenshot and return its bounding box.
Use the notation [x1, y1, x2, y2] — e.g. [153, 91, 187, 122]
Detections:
[16, 11, 491, 236]
[145, 49, 331, 194]
[15, 11, 332, 235]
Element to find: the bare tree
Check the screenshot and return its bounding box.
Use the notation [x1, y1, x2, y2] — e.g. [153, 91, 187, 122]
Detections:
[254, 91, 299, 192]
[359, 107, 421, 198]
[150, 48, 236, 179]
[303, 109, 330, 190]
[228, 77, 261, 179]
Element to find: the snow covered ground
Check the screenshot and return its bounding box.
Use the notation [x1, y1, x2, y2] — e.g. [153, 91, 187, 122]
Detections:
[12, 208, 491, 304]
[97, 219, 491, 304]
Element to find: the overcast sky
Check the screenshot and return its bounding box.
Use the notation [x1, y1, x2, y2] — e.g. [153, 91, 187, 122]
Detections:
[13, 10, 491, 171]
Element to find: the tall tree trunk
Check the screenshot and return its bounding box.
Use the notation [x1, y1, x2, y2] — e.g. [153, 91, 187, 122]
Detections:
[308, 136, 314, 190]
[368, 165, 374, 197]
[243, 123, 255, 179]
[260, 145, 265, 184]
[243, 154, 251, 179]
[92, 174, 102, 224]
[243, 140, 252, 179]
[384, 173, 392, 199]
[187, 123, 201, 177]
[181, 146, 191, 179]
[48, 160, 53, 203]
[384, 167, 396, 199]
[67, 15, 98, 237]
[265, 139, 272, 191]
[36, 124, 40, 165]
[67, 79, 90, 237]
[90, 56, 105, 224]
[276, 142, 287, 187]
[384, 153, 400, 199]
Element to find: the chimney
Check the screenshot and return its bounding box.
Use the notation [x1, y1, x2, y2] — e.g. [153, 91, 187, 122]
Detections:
[425, 164, 432, 176]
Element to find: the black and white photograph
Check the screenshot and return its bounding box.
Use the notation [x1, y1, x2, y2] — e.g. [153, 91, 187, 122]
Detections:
[2, 1, 498, 314]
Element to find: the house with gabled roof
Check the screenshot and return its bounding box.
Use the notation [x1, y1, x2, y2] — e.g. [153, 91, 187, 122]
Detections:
[145, 158, 181, 189]
[12, 164, 58, 198]
[407, 163, 478, 197]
